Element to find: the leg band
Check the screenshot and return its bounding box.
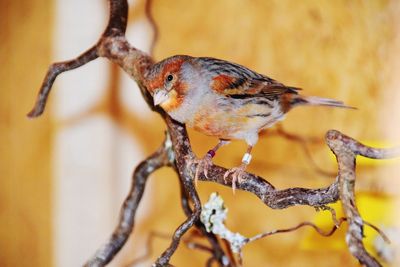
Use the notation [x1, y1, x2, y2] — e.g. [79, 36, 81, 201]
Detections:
[207, 150, 216, 158]
[242, 153, 252, 165]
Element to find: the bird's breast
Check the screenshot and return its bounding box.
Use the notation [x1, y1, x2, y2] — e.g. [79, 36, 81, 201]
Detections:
[188, 97, 283, 140]
[166, 89, 285, 141]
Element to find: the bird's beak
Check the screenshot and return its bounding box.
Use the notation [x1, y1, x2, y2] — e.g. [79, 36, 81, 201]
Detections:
[153, 89, 169, 106]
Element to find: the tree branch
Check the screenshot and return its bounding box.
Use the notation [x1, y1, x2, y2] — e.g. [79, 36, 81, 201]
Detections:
[103, 0, 128, 37]
[27, 0, 130, 118]
[84, 133, 173, 266]
[166, 116, 340, 210]
[178, 178, 232, 266]
[326, 130, 400, 267]
[27, 45, 99, 118]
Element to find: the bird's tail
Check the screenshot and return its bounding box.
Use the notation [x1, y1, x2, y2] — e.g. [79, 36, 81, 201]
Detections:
[289, 95, 355, 109]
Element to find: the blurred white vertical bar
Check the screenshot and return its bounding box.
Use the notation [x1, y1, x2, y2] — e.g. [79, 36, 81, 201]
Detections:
[52, 0, 152, 266]
[52, 0, 112, 266]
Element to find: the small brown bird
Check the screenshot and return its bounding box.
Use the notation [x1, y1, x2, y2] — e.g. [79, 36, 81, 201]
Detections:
[146, 55, 351, 191]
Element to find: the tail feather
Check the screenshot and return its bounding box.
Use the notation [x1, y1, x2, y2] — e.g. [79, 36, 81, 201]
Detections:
[294, 95, 355, 109]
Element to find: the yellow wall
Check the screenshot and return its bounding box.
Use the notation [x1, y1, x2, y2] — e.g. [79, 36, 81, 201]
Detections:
[0, 1, 53, 266]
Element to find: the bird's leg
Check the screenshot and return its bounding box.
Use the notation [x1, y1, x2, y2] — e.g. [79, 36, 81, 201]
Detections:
[188, 140, 230, 186]
[223, 145, 253, 193]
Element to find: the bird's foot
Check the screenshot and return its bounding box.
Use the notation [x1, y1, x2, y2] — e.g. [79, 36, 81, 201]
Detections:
[187, 153, 214, 186]
[223, 163, 247, 193]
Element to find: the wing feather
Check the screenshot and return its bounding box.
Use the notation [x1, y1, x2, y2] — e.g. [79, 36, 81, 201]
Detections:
[196, 57, 300, 99]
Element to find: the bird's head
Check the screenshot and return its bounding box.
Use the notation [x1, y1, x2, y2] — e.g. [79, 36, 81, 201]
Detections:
[147, 55, 192, 112]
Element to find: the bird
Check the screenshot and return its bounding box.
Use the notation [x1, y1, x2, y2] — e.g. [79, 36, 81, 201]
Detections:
[146, 55, 352, 192]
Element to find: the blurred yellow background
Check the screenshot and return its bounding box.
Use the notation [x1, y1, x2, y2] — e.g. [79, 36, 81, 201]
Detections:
[0, 0, 53, 266]
[1, 0, 400, 266]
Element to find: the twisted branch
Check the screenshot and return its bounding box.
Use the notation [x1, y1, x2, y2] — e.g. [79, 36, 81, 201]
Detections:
[326, 130, 399, 267]
[84, 133, 173, 266]
[178, 175, 232, 266]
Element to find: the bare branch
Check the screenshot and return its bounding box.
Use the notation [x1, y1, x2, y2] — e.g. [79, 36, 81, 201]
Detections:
[167, 116, 340, 209]
[145, 0, 159, 57]
[268, 125, 336, 177]
[125, 231, 170, 267]
[326, 130, 400, 267]
[327, 130, 400, 159]
[363, 221, 391, 245]
[246, 217, 347, 244]
[179, 179, 232, 266]
[27, 0, 130, 118]
[84, 134, 173, 266]
[154, 125, 202, 266]
[127, 230, 228, 267]
[315, 205, 340, 227]
[103, 0, 128, 37]
[27, 46, 99, 118]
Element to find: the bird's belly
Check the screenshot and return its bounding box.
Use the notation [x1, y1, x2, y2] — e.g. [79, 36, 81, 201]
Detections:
[190, 113, 248, 139]
[188, 103, 282, 140]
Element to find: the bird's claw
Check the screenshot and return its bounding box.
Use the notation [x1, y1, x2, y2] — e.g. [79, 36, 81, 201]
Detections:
[223, 163, 247, 193]
[187, 154, 213, 186]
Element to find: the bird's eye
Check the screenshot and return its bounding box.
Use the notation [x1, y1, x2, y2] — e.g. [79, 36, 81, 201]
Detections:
[166, 74, 174, 82]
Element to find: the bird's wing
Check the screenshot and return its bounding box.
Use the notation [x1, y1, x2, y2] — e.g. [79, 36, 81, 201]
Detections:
[198, 57, 300, 99]
[211, 75, 300, 99]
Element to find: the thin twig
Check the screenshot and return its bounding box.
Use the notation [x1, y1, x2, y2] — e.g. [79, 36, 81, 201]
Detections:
[363, 221, 391, 244]
[269, 125, 336, 177]
[27, 46, 98, 118]
[274, 124, 322, 144]
[145, 0, 159, 57]
[179, 178, 232, 266]
[127, 230, 225, 267]
[316, 205, 340, 227]
[245, 217, 347, 244]
[126, 231, 170, 267]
